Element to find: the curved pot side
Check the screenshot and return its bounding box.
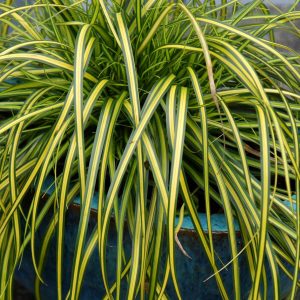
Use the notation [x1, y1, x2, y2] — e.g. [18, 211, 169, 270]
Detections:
[14, 202, 293, 300]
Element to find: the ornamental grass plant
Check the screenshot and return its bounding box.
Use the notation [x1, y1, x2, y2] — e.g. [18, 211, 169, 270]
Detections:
[0, 0, 300, 299]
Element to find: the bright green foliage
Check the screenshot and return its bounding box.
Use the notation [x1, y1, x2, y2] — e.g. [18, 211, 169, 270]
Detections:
[0, 0, 300, 299]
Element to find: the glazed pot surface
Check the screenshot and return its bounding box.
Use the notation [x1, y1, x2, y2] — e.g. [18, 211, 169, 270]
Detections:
[14, 205, 293, 299]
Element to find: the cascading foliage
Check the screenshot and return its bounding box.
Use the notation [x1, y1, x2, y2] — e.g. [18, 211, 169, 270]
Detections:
[0, 0, 300, 299]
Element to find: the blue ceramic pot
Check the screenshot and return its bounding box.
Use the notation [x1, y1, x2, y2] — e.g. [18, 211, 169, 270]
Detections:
[14, 180, 294, 299]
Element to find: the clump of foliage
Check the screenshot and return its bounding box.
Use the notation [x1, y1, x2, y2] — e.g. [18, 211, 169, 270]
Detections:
[0, 0, 300, 299]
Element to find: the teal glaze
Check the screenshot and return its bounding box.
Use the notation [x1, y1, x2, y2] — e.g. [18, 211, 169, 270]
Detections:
[175, 214, 240, 232]
[42, 177, 240, 232]
[14, 178, 295, 299]
[41, 176, 295, 232]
